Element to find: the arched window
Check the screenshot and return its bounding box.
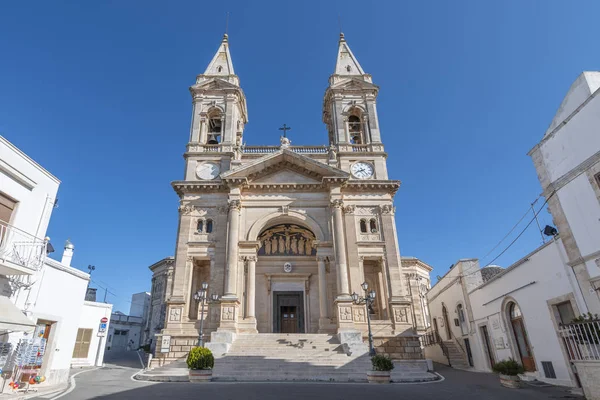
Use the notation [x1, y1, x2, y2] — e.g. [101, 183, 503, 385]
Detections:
[207, 111, 222, 144]
[206, 219, 213, 233]
[509, 302, 522, 319]
[369, 218, 377, 233]
[197, 219, 204, 233]
[217, 66, 223, 73]
[348, 115, 362, 144]
[360, 219, 367, 233]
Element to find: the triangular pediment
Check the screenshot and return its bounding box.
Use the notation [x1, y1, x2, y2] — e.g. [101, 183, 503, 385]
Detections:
[252, 168, 322, 184]
[221, 149, 349, 185]
[331, 77, 378, 91]
[193, 77, 240, 91]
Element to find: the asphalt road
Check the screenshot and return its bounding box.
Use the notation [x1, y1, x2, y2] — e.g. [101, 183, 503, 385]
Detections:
[38, 354, 582, 400]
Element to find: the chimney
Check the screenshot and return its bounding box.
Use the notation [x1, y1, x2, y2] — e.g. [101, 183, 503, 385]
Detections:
[61, 239, 74, 267]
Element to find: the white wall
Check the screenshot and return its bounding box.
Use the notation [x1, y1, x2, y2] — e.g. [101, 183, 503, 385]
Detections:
[77, 301, 113, 366]
[0, 136, 60, 238]
[427, 260, 476, 342]
[540, 94, 600, 183]
[28, 259, 89, 385]
[130, 292, 150, 318]
[469, 239, 581, 387]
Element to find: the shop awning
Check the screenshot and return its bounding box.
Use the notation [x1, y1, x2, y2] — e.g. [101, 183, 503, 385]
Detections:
[0, 295, 35, 332]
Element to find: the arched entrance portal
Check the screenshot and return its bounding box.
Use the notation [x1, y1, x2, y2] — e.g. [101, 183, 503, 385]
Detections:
[252, 223, 320, 333]
[508, 302, 536, 371]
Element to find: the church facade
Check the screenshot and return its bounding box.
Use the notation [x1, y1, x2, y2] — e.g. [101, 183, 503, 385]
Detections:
[153, 33, 430, 364]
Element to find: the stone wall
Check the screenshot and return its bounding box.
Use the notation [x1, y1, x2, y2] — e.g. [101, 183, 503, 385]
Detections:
[373, 336, 423, 360]
[574, 361, 600, 400]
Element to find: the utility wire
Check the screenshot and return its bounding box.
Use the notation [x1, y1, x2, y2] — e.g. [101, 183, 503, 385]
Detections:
[481, 193, 552, 269]
[477, 194, 542, 265]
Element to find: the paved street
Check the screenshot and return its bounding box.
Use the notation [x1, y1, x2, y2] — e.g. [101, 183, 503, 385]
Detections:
[34, 356, 582, 400]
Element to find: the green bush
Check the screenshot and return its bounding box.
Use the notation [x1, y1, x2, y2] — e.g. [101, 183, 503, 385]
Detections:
[186, 347, 214, 370]
[492, 359, 524, 376]
[371, 354, 394, 371]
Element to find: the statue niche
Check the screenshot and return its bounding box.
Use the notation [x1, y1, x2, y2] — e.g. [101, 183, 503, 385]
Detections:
[258, 224, 316, 256]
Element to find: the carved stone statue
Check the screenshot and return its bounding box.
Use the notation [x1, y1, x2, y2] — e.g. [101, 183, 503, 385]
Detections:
[264, 238, 272, 255]
[291, 237, 298, 254]
[298, 237, 305, 255]
[278, 236, 285, 253]
[280, 135, 291, 148]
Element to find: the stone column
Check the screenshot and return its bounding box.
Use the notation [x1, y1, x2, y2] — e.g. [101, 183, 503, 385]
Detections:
[224, 200, 241, 298]
[317, 256, 329, 319]
[331, 200, 350, 298]
[246, 256, 256, 319]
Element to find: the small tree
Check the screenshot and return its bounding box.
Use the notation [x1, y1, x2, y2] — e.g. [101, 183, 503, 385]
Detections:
[492, 359, 524, 376]
[186, 347, 214, 370]
[371, 354, 394, 371]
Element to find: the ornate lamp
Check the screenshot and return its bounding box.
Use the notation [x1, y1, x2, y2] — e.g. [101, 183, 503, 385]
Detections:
[352, 281, 377, 356]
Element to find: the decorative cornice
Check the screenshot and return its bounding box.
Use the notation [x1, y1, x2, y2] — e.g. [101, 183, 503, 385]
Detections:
[172, 181, 227, 196]
[343, 180, 400, 196]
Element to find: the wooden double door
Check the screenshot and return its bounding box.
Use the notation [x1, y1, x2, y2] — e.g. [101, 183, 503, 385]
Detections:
[273, 291, 304, 333]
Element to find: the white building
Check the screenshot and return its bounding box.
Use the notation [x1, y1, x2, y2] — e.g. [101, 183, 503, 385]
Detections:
[0, 136, 111, 392]
[529, 71, 600, 314]
[425, 71, 600, 391]
[73, 301, 112, 367]
[105, 292, 150, 352]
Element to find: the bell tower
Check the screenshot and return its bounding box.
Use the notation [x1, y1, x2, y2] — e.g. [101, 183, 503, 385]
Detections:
[323, 33, 388, 180]
[185, 34, 248, 180]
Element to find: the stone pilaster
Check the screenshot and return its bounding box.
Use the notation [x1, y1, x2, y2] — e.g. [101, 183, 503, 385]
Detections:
[223, 199, 241, 299]
[330, 199, 350, 299]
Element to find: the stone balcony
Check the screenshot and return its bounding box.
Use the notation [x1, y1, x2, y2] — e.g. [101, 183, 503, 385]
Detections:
[0, 220, 47, 276]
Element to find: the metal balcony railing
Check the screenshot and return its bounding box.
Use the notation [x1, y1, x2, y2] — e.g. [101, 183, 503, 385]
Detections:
[0, 220, 47, 273]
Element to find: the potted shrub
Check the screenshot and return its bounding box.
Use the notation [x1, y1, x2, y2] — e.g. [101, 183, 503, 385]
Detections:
[186, 347, 214, 383]
[367, 354, 394, 383]
[492, 358, 525, 388]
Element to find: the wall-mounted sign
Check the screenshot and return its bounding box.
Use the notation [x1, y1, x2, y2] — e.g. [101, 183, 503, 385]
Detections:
[161, 335, 171, 353]
[494, 337, 505, 349]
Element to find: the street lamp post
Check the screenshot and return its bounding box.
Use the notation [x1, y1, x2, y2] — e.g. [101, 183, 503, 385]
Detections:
[193, 282, 219, 347]
[352, 282, 377, 356]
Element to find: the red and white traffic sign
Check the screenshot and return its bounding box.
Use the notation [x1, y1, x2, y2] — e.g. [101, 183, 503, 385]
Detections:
[101, 317, 108, 323]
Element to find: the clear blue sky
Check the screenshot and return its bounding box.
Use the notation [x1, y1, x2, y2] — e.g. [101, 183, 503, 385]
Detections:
[1, 1, 599, 313]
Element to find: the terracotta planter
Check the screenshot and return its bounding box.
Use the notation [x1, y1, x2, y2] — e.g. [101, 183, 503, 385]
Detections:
[498, 374, 521, 388]
[189, 369, 212, 383]
[367, 370, 391, 384]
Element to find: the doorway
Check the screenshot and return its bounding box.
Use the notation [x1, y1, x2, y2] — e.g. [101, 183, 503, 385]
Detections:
[480, 325, 496, 368]
[273, 291, 304, 333]
[281, 306, 298, 333]
[442, 305, 451, 340]
[508, 302, 536, 371]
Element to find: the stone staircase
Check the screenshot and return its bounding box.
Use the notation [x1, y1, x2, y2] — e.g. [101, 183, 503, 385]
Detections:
[212, 333, 371, 382]
[443, 340, 470, 369]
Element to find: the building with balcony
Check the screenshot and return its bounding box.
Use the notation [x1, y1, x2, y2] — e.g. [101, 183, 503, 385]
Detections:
[0, 136, 110, 392]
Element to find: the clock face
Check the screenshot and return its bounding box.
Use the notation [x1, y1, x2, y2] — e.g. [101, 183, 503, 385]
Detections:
[196, 162, 220, 180]
[351, 162, 374, 179]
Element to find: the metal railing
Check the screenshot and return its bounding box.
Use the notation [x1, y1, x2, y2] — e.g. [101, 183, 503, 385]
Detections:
[559, 320, 600, 361]
[0, 220, 47, 273]
[420, 331, 452, 367]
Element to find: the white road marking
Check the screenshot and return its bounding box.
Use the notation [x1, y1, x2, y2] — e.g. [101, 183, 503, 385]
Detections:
[49, 368, 99, 400]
